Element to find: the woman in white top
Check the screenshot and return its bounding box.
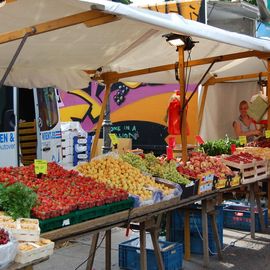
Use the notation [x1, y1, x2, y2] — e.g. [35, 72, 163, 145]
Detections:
[233, 100, 261, 143]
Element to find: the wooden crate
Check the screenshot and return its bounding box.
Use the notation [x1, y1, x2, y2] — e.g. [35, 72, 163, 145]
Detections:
[15, 239, 54, 264]
[222, 159, 267, 184]
[0, 216, 40, 242]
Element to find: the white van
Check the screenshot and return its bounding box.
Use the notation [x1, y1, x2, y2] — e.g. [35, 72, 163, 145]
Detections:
[0, 86, 62, 167]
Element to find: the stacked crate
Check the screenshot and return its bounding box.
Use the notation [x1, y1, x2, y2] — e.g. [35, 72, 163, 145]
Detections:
[169, 205, 223, 255]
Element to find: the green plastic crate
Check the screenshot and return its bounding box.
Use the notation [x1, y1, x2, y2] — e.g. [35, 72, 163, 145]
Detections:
[39, 198, 134, 233]
[75, 198, 134, 223]
[39, 211, 77, 233]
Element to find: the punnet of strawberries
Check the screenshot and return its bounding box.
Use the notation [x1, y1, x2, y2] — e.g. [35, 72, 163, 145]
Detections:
[0, 163, 129, 220]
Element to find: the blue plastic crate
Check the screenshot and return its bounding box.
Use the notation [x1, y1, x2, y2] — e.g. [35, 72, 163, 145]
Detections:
[171, 205, 224, 235]
[170, 229, 223, 255]
[119, 237, 183, 270]
[223, 205, 268, 232]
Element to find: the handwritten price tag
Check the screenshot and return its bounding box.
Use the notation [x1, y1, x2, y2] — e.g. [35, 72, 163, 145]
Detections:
[34, 159, 47, 175]
[265, 130, 270, 139]
[239, 136, 247, 145]
[109, 133, 119, 145]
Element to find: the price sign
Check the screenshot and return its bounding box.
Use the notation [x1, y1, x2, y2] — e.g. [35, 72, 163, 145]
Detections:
[265, 130, 270, 139]
[239, 136, 247, 145]
[109, 133, 119, 145]
[34, 159, 48, 175]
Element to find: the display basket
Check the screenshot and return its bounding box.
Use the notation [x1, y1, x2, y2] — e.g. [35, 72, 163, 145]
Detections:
[15, 238, 54, 264]
[0, 216, 40, 242]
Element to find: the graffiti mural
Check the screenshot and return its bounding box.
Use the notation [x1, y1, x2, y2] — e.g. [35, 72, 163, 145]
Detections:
[59, 82, 198, 152]
[145, 0, 206, 23]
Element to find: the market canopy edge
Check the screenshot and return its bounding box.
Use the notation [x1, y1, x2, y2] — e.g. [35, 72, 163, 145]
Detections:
[0, 0, 269, 89]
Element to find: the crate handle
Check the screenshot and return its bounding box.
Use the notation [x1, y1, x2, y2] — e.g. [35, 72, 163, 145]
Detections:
[161, 243, 176, 252]
[234, 212, 243, 217]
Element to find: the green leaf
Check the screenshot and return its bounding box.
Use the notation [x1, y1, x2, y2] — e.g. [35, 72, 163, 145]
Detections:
[0, 182, 38, 220]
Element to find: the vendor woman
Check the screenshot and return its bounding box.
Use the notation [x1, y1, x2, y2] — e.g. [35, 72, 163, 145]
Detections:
[233, 100, 261, 142]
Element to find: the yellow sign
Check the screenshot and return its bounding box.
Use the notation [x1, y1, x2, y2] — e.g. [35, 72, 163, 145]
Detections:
[239, 136, 247, 145]
[109, 133, 119, 145]
[34, 159, 48, 175]
[265, 130, 270, 139]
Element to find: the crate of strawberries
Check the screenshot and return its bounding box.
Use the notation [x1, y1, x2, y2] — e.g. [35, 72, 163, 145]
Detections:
[222, 152, 267, 184]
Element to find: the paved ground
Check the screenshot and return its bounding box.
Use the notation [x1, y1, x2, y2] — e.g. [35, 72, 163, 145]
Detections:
[33, 227, 270, 270]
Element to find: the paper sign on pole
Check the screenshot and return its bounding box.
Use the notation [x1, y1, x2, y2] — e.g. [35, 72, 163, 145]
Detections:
[34, 159, 48, 175]
[265, 130, 270, 139]
[239, 136, 247, 145]
[109, 133, 119, 145]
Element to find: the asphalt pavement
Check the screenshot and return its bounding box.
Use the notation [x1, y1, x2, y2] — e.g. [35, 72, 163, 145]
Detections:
[33, 227, 270, 270]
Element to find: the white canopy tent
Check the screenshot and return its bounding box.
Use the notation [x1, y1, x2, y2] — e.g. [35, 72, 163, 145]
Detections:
[1, 0, 270, 159]
[0, 0, 269, 90]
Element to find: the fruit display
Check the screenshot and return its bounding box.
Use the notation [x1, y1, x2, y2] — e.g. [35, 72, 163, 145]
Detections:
[235, 147, 270, 176]
[199, 137, 240, 156]
[224, 152, 263, 164]
[235, 147, 270, 160]
[120, 152, 148, 173]
[77, 156, 174, 201]
[177, 152, 233, 179]
[223, 152, 267, 184]
[0, 228, 9, 245]
[247, 137, 270, 148]
[121, 152, 190, 185]
[0, 163, 129, 220]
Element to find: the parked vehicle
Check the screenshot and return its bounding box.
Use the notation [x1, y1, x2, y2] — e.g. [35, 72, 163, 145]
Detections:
[0, 86, 62, 167]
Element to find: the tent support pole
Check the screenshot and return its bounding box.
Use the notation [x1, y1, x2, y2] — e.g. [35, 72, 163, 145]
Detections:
[91, 73, 118, 158]
[267, 59, 270, 217]
[0, 28, 35, 88]
[178, 45, 188, 162]
[198, 83, 209, 134]
[102, 80, 113, 154]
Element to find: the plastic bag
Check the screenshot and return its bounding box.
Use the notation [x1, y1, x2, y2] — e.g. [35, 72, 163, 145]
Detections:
[0, 233, 18, 270]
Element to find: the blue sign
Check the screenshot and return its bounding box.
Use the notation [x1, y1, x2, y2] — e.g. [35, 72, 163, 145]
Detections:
[0, 132, 15, 150]
[41, 130, 61, 141]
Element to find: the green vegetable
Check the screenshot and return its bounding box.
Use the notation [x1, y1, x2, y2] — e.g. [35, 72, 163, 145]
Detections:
[199, 136, 240, 156]
[0, 182, 38, 220]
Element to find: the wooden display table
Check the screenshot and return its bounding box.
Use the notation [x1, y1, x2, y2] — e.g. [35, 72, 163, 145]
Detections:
[41, 181, 267, 270]
[7, 256, 49, 270]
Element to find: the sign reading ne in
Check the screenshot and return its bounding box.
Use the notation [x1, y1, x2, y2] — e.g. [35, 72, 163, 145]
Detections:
[34, 159, 48, 175]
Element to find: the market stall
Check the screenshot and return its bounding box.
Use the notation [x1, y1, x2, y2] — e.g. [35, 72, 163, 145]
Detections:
[1, 1, 270, 269]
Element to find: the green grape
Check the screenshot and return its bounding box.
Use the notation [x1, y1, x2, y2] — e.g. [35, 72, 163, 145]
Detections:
[120, 153, 148, 173]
